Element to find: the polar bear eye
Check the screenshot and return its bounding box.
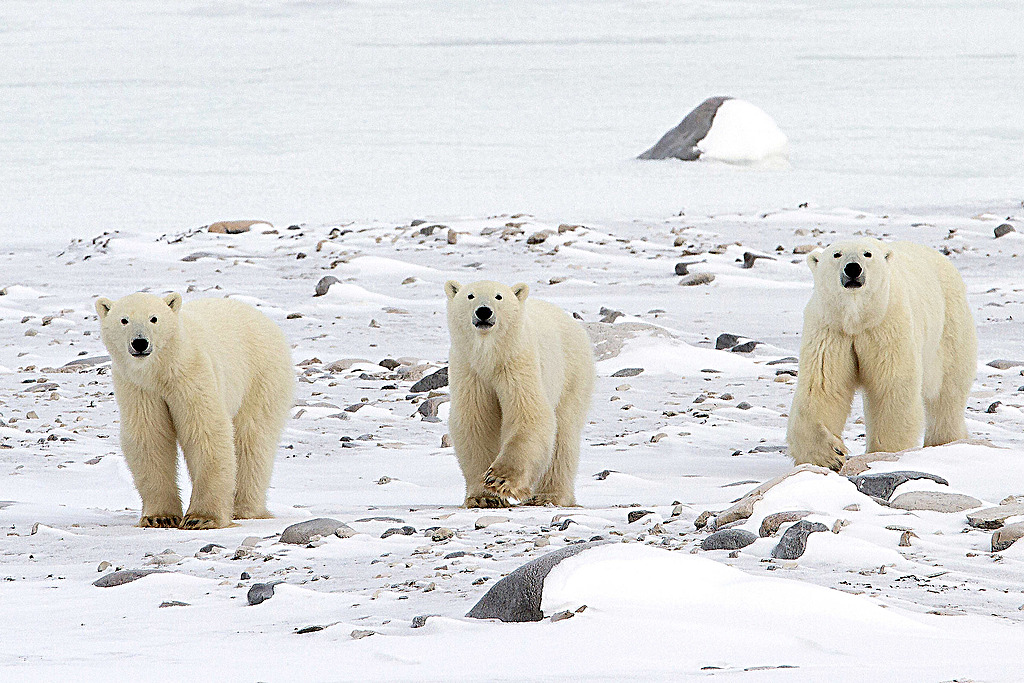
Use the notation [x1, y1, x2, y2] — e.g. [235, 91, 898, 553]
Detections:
[150, 316, 158, 323]
[494, 294, 502, 300]
[833, 252, 841, 258]
[120, 318, 129, 325]
[467, 294, 475, 300]
[864, 251, 872, 258]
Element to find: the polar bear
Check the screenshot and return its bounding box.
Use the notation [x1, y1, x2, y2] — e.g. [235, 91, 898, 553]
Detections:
[444, 280, 595, 507]
[787, 238, 977, 470]
[96, 293, 294, 529]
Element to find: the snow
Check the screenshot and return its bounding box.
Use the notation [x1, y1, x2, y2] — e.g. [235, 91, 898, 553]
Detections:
[696, 98, 790, 165]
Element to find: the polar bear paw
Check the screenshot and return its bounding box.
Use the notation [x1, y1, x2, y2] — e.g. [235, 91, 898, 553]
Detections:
[464, 494, 511, 508]
[483, 466, 531, 501]
[522, 493, 577, 507]
[139, 515, 182, 529]
[180, 514, 223, 530]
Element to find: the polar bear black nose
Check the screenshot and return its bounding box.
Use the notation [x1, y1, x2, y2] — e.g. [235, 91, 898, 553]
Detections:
[475, 306, 493, 321]
[844, 262, 862, 279]
[131, 338, 150, 354]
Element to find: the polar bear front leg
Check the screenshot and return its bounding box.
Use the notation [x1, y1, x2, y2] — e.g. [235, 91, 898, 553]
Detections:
[449, 376, 507, 508]
[116, 382, 183, 528]
[857, 335, 925, 454]
[169, 394, 236, 529]
[786, 328, 857, 471]
[484, 379, 556, 501]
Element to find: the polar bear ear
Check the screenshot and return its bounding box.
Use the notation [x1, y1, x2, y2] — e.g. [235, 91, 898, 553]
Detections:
[95, 298, 113, 319]
[164, 292, 183, 312]
[806, 248, 823, 270]
[512, 283, 529, 302]
[444, 280, 461, 300]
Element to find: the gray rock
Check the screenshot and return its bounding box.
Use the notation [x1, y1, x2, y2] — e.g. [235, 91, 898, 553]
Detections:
[715, 333, 740, 350]
[742, 252, 775, 269]
[314, 275, 340, 297]
[986, 359, 1024, 370]
[731, 341, 758, 353]
[431, 527, 454, 542]
[410, 367, 448, 393]
[60, 355, 110, 369]
[679, 272, 715, 286]
[247, 582, 280, 606]
[381, 526, 417, 538]
[355, 516, 404, 523]
[889, 491, 982, 513]
[994, 223, 1016, 238]
[93, 569, 167, 587]
[771, 520, 829, 559]
[611, 367, 643, 378]
[736, 402, 752, 410]
[847, 471, 949, 501]
[411, 615, 433, 628]
[475, 515, 511, 530]
[638, 96, 732, 161]
[627, 510, 653, 524]
[280, 518, 349, 545]
[700, 528, 757, 550]
[759, 510, 812, 537]
[159, 601, 189, 608]
[416, 395, 450, 418]
[198, 543, 224, 554]
[766, 356, 799, 365]
[466, 542, 603, 622]
[992, 522, 1024, 552]
[967, 503, 1024, 530]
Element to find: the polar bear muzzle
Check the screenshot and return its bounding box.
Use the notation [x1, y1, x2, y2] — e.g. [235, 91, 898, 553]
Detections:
[473, 305, 495, 329]
[129, 336, 152, 357]
[841, 261, 864, 289]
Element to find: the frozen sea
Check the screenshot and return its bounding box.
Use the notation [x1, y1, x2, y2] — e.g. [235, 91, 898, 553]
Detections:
[1, 0, 1022, 244]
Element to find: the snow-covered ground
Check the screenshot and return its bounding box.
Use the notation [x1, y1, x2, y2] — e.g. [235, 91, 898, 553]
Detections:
[3, 209, 1024, 680]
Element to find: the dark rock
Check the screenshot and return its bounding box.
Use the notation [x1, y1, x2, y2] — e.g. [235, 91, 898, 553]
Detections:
[627, 510, 653, 524]
[411, 615, 433, 628]
[416, 395, 450, 418]
[611, 367, 643, 378]
[198, 543, 224, 554]
[379, 358, 401, 370]
[994, 223, 1016, 238]
[742, 252, 776, 269]
[593, 469, 615, 480]
[766, 357, 798, 365]
[986, 401, 1001, 414]
[313, 275, 340, 297]
[716, 334, 740, 350]
[159, 601, 189, 608]
[280, 518, 352, 544]
[674, 263, 689, 276]
[410, 367, 448, 393]
[736, 402, 752, 410]
[247, 582, 278, 606]
[94, 569, 166, 587]
[771, 520, 828, 559]
[759, 511, 812, 537]
[638, 96, 732, 161]
[381, 525, 417, 538]
[296, 625, 325, 634]
[444, 551, 469, 559]
[466, 543, 603, 622]
[847, 471, 949, 501]
[731, 341, 758, 353]
[700, 528, 757, 550]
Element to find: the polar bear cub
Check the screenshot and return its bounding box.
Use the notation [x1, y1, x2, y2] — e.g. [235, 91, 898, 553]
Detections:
[96, 293, 294, 529]
[787, 238, 977, 470]
[444, 280, 595, 507]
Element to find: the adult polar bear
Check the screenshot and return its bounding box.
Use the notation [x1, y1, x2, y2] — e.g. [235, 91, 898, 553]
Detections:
[444, 280, 595, 507]
[96, 293, 293, 529]
[787, 238, 976, 470]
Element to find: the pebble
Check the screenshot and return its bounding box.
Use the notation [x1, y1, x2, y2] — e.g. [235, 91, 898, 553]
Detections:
[93, 569, 166, 587]
[313, 275, 340, 297]
[381, 525, 417, 538]
[611, 367, 643, 378]
[994, 223, 1016, 238]
[992, 522, 1024, 552]
[247, 582, 278, 606]
[627, 510, 653, 524]
[159, 601, 189, 608]
[966, 503, 1024, 530]
[847, 471, 949, 501]
[715, 333, 740, 350]
[475, 515, 511, 530]
[410, 367, 448, 393]
[700, 528, 757, 551]
[280, 518, 351, 544]
[679, 272, 715, 286]
[889, 491, 982, 513]
[771, 520, 829, 559]
[351, 630, 376, 640]
[759, 511, 812, 537]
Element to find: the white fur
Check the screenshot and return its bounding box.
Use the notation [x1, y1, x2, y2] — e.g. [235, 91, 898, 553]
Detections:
[444, 280, 595, 507]
[787, 238, 977, 470]
[96, 293, 294, 529]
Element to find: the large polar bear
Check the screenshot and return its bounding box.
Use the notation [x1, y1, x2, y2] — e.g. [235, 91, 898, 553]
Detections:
[96, 293, 294, 529]
[444, 280, 595, 507]
[787, 238, 976, 470]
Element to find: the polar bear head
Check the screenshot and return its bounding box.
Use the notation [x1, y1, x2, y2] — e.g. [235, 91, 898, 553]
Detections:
[444, 280, 529, 345]
[807, 238, 894, 333]
[95, 292, 184, 367]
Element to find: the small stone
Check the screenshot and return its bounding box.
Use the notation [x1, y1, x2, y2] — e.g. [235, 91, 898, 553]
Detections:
[446, 228, 458, 244]
[146, 552, 184, 566]
[831, 519, 849, 534]
[550, 610, 575, 622]
[889, 491, 982, 513]
[240, 572, 251, 580]
[650, 433, 668, 443]
[475, 515, 511, 530]
[966, 503, 1024, 530]
[431, 527, 454, 542]
[314, 276, 340, 297]
[208, 220, 268, 234]
[94, 569, 166, 587]
[410, 367, 448, 393]
[715, 333, 740, 350]
[700, 528, 757, 551]
[985, 359, 1024, 370]
[527, 230, 553, 244]
[847, 471, 949, 501]
[793, 244, 817, 254]
[381, 526, 417, 538]
[247, 582, 278, 605]
[198, 543, 224, 554]
[730, 340, 758, 353]
[679, 272, 715, 286]
[416, 395, 450, 419]
[379, 358, 401, 370]
[97, 561, 111, 572]
[627, 510, 653, 524]
[411, 615, 431, 628]
[987, 401, 1001, 414]
[611, 367, 643, 378]
[742, 252, 775, 269]
[159, 601, 189, 608]
[280, 518, 351, 544]
[736, 402, 752, 410]
[351, 630, 376, 639]
[674, 263, 689, 276]
[759, 511, 812, 537]
[694, 510, 715, 529]
[285, 312, 302, 320]
[441, 433, 452, 448]
[843, 504, 861, 512]
[671, 504, 683, 517]
[335, 526, 357, 539]
[899, 530, 918, 547]
[994, 223, 1016, 238]
[992, 522, 1024, 552]
[600, 310, 624, 323]
[534, 536, 550, 547]
[771, 520, 829, 560]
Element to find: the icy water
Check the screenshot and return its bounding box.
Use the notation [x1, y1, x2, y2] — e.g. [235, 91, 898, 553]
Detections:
[1, 0, 1022, 242]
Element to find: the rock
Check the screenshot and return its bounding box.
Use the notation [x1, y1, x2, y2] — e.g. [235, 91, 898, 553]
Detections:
[899, 530, 917, 546]
[700, 529, 757, 551]
[742, 252, 775, 269]
[410, 367, 448, 393]
[379, 358, 401, 370]
[94, 569, 166, 587]
[475, 515, 511, 530]
[771, 520, 829, 560]
[986, 359, 1024, 370]
[411, 615, 432, 628]
[208, 220, 269, 234]
[97, 561, 111, 572]
[527, 230, 554, 244]
[966, 503, 1024, 530]
[992, 522, 1024, 552]
[146, 551, 184, 566]
[335, 525, 357, 539]
[431, 527, 454, 542]
[247, 582, 279, 605]
[351, 629, 376, 639]
[847, 471, 949, 501]
[889, 491, 982, 513]
[674, 262, 690, 276]
[159, 601, 189, 608]
[314, 276, 340, 297]
[381, 526, 417, 538]
[736, 401, 752, 410]
[627, 510, 653, 524]
[793, 244, 817, 254]
[986, 401, 1002, 414]
[280, 518, 350, 545]
[679, 272, 715, 286]
[355, 516, 404, 523]
[550, 610, 575, 622]
[759, 511, 812, 537]
[198, 543, 224, 554]
[611, 367, 643, 378]
[447, 228, 458, 244]
[441, 433, 452, 448]
[731, 341, 758, 353]
[466, 543, 602, 622]
[715, 465, 831, 530]
[994, 223, 1016, 238]
[715, 334, 740, 350]
[693, 510, 715, 529]
[638, 96, 732, 161]
[416, 395, 450, 418]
